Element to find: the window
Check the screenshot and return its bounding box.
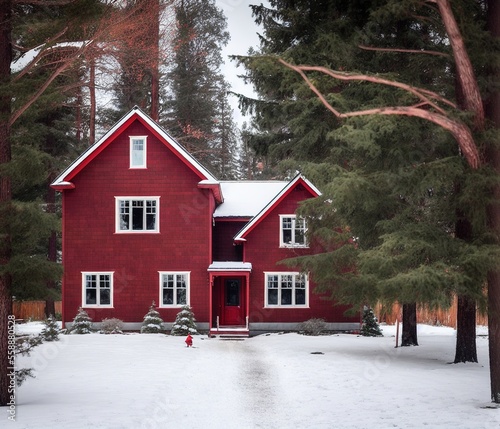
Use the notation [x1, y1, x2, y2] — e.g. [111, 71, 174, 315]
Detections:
[130, 136, 147, 168]
[159, 272, 190, 307]
[82, 272, 113, 307]
[280, 215, 307, 247]
[116, 197, 159, 232]
[265, 272, 308, 307]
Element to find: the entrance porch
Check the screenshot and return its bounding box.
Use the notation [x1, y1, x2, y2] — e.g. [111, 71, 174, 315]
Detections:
[208, 262, 252, 337]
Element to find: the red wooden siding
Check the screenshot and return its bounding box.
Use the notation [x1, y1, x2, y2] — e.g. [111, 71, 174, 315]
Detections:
[212, 220, 246, 261]
[244, 184, 358, 325]
[62, 119, 212, 325]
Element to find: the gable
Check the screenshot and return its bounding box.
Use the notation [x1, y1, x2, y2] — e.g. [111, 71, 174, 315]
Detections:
[51, 107, 222, 201]
[233, 174, 321, 242]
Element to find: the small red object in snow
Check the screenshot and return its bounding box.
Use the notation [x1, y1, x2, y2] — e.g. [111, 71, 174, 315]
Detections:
[185, 334, 193, 347]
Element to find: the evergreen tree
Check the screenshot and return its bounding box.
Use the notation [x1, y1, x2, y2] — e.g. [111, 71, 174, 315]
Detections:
[164, 0, 241, 175]
[361, 307, 383, 337]
[41, 315, 61, 342]
[170, 305, 198, 335]
[69, 308, 93, 334]
[141, 301, 164, 333]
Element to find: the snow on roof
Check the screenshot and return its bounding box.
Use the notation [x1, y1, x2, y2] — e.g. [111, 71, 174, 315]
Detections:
[213, 181, 288, 218]
[208, 262, 252, 271]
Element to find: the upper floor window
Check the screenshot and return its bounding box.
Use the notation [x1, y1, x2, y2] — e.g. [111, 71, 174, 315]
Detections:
[159, 272, 190, 307]
[280, 215, 307, 247]
[82, 272, 113, 307]
[130, 136, 147, 168]
[265, 272, 308, 307]
[116, 197, 159, 233]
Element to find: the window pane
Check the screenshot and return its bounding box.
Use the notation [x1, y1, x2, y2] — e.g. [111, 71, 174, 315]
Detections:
[146, 200, 156, 230]
[132, 201, 144, 230]
[119, 201, 130, 230]
[163, 289, 173, 305]
[177, 288, 187, 305]
[100, 288, 111, 305]
[86, 289, 96, 305]
[281, 289, 292, 305]
[268, 289, 278, 305]
[295, 288, 306, 305]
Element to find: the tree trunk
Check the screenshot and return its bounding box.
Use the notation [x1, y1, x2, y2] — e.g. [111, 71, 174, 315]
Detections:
[149, 0, 160, 121]
[89, 56, 96, 145]
[454, 295, 478, 363]
[44, 173, 57, 319]
[401, 303, 418, 346]
[486, 0, 500, 404]
[0, 0, 12, 407]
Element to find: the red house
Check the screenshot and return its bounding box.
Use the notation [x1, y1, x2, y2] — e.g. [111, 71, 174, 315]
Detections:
[51, 107, 359, 335]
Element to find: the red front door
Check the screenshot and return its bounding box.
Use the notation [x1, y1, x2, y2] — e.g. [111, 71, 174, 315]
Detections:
[222, 278, 245, 325]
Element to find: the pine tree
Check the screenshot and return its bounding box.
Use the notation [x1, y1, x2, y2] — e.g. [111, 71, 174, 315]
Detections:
[141, 301, 164, 333]
[69, 308, 93, 334]
[41, 315, 61, 341]
[170, 305, 199, 335]
[361, 307, 383, 337]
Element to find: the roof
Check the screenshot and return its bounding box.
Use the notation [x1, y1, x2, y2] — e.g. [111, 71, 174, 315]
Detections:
[233, 174, 321, 242]
[208, 262, 252, 272]
[213, 181, 288, 218]
[51, 107, 220, 197]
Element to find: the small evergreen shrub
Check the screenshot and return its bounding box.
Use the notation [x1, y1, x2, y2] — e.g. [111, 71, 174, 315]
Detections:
[170, 305, 199, 336]
[141, 301, 164, 333]
[298, 318, 327, 336]
[41, 315, 61, 341]
[68, 307, 93, 334]
[100, 318, 124, 334]
[361, 306, 383, 337]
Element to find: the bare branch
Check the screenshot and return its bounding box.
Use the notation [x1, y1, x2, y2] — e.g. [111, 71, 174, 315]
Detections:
[436, 0, 484, 129]
[278, 58, 481, 169]
[359, 44, 450, 58]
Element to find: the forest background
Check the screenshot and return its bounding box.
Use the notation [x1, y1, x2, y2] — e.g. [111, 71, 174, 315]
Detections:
[0, 0, 499, 405]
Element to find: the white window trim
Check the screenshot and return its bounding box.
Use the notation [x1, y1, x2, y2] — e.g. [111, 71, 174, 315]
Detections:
[158, 272, 191, 308]
[115, 196, 160, 233]
[279, 215, 308, 248]
[129, 136, 147, 169]
[264, 272, 309, 308]
[82, 272, 114, 308]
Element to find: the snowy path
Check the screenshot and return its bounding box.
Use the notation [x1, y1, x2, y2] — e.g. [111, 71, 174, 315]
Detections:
[8, 325, 500, 429]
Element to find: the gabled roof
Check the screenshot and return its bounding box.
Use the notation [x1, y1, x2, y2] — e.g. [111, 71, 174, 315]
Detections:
[51, 107, 221, 199]
[233, 174, 321, 242]
[213, 181, 288, 218]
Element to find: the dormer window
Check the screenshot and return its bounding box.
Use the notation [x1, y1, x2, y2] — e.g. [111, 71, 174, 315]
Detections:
[280, 215, 307, 247]
[130, 136, 147, 168]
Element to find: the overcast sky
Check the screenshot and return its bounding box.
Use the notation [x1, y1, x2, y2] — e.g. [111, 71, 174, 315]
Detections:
[216, 1, 269, 126]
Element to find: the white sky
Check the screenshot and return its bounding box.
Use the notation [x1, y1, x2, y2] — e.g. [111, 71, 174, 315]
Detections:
[216, 1, 270, 126]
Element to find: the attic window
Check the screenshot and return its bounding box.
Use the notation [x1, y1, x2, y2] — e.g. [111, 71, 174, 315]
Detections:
[130, 136, 147, 168]
[280, 215, 307, 247]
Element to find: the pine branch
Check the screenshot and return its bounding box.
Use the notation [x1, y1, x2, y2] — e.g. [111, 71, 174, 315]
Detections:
[358, 44, 450, 58]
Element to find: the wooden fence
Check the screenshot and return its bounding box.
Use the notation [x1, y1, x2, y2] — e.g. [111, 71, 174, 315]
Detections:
[375, 297, 488, 328]
[13, 301, 62, 321]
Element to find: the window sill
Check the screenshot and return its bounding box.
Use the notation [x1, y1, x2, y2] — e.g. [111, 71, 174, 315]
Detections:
[279, 244, 309, 249]
[264, 305, 309, 309]
[82, 305, 114, 309]
[114, 230, 160, 234]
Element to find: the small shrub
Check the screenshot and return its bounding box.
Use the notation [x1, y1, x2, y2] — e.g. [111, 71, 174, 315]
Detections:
[298, 318, 327, 336]
[170, 305, 199, 336]
[68, 307, 93, 334]
[361, 306, 383, 337]
[41, 315, 61, 341]
[141, 301, 164, 333]
[100, 318, 124, 334]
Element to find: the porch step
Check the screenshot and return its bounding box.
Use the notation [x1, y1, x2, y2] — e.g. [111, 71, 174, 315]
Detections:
[209, 328, 249, 338]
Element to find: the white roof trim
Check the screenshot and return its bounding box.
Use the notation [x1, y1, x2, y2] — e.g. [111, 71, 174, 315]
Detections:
[51, 106, 219, 187]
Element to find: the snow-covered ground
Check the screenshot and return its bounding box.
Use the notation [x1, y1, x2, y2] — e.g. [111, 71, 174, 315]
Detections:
[6, 323, 499, 429]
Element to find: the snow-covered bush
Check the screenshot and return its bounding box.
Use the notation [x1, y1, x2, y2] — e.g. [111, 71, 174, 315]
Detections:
[100, 318, 124, 334]
[361, 306, 383, 337]
[41, 315, 61, 341]
[298, 318, 327, 336]
[170, 305, 199, 336]
[141, 301, 164, 333]
[68, 307, 93, 334]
